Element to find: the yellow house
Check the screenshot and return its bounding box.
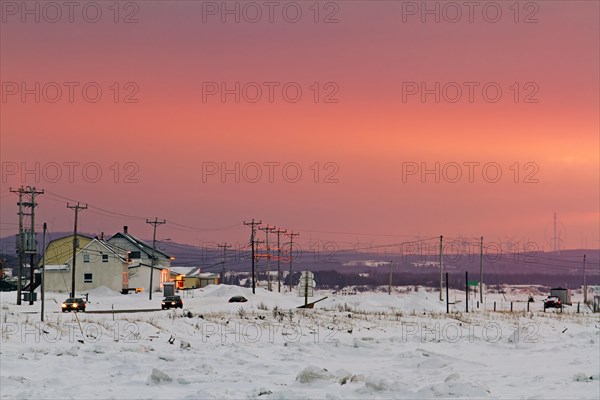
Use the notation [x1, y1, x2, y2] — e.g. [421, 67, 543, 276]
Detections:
[41, 238, 129, 294]
[39, 234, 94, 266]
[170, 267, 220, 289]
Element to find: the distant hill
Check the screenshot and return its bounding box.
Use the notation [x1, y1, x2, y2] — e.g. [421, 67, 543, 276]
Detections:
[1, 234, 598, 288]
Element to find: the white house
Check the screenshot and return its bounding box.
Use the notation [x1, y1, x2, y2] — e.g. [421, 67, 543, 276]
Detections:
[107, 226, 172, 293]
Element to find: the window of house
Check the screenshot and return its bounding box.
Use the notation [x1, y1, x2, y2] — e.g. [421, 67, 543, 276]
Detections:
[84, 273, 93, 283]
[128, 251, 141, 260]
[102, 254, 109, 262]
[83, 254, 90, 263]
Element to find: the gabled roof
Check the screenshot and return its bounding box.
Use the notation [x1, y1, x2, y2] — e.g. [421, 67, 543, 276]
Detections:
[198, 272, 219, 279]
[40, 234, 95, 266]
[128, 261, 169, 271]
[171, 266, 202, 276]
[78, 239, 128, 263]
[108, 232, 172, 259]
[41, 238, 127, 267]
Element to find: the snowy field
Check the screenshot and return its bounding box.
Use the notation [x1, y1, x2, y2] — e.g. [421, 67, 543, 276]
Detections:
[1, 285, 599, 399]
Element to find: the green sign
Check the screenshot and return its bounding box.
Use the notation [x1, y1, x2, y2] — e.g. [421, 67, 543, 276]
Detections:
[468, 281, 479, 286]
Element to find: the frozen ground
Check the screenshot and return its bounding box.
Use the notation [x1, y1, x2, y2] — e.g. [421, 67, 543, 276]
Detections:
[1, 285, 598, 399]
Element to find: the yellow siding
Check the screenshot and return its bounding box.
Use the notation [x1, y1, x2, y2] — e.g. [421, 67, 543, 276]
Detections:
[40, 235, 94, 266]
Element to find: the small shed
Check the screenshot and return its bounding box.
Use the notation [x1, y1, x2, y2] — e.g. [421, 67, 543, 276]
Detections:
[593, 295, 600, 313]
[163, 282, 175, 297]
[550, 287, 572, 306]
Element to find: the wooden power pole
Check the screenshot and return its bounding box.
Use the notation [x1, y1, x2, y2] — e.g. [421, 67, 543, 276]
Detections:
[67, 202, 87, 298]
[40, 223, 47, 321]
[146, 218, 166, 300]
[244, 219, 261, 294]
[273, 227, 287, 292]
[286, 231, 299, 292]
[583, 254, 587, 304]
[218, 242, 232, 284]
[259, 225, 275, 291]
[439, 235, 444, 301]
[479, 236, 484, 304]
[388, 261, 393, 295]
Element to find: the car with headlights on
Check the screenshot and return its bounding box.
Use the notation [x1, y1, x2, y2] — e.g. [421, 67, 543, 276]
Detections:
[61, 298, 86, 312]
[161, 295, 183, 309]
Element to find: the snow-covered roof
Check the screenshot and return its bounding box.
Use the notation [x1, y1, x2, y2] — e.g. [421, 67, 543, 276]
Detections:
[198, 272, 219, 279]
[170, 266, 198, 276]
[128, 261, 169, 271]
[108, 232, 172, 259]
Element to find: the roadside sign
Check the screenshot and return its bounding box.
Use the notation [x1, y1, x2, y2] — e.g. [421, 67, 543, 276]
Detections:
[298, 271, 316, 298]
[468, 280, 479, 286]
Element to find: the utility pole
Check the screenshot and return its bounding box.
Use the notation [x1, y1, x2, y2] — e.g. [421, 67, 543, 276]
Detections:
[26, 187, 43, 305]
[274, 227, 287, 292]
[304, 271, 309, 306]
[244, 219, 262, 294]
[445, 272, 449, 313]
[388, 261, 393, 295]
[67, 202, 87, 298]
[439, 235, 444, 301]
[41, 223, 47, 321]
[287, 231, 299, 292]
[583, 254, 587, 304]
[218, 242, 232, 284]
[259, 225, 275, 291]
[479, 236, 484, 304]
[146, 218, 166, 300]
[465, 271, 469, 313]
[11, 187, 44, 305]
[10, 187, 24, 305]
[253, 239, 265, 286]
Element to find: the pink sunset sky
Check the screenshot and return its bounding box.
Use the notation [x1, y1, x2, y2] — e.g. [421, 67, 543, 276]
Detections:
[1, 1, 598, 252]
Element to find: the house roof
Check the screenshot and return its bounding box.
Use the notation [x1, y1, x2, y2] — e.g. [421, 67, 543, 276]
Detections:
[170, 266, 200, 276]
[128, 261, 169, 271]
[198, 272, 219, 279]
[108, 232, 172, 259]
[40, 234, 95, 265]
[79, 239, 128, 263]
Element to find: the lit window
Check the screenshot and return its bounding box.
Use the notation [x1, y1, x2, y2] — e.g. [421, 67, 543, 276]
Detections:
[159, 269, 169, 288]
[84, 273, 93, 283]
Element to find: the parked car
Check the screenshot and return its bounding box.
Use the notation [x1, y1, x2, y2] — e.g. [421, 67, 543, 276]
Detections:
[161, 295, 183, 309]
[61, 298, 86, 312]
[228, 296, 248, 303]
[544, 296, 562, 310]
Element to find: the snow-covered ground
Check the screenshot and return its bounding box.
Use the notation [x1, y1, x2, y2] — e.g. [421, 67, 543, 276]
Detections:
[1, 285, 598, 399]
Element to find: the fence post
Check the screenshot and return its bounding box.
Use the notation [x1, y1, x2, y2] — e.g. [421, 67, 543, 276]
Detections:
[510, 302, 513, 312]
[493, 301, 496, 311]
